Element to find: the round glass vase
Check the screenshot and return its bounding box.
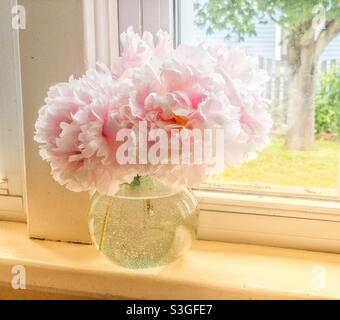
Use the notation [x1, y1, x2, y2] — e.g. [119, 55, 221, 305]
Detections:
[88, 177, 199, 269]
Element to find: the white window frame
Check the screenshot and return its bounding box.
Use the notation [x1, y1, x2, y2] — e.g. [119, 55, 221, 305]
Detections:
[0, 0, 25, 222]
[4, 0, 340, 253]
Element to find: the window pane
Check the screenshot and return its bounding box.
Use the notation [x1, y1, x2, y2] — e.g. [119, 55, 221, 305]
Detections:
[178, 0, 340, 197]
[0, 0, 24, 197]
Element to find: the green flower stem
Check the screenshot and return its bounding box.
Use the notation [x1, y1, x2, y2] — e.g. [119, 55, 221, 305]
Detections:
[146, 198, 154, 216]
[98, 197, 113, 251]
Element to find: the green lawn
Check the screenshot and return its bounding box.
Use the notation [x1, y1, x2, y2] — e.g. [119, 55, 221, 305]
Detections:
[210, 138, 339, 189]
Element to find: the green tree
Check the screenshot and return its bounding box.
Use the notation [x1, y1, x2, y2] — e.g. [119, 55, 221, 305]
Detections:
[195, 0, 340, 150]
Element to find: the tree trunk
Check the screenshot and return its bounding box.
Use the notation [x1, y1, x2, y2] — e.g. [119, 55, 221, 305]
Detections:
[285, 30, 317, 150]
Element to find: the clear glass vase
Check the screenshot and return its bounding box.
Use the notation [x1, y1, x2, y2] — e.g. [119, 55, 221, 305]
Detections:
[88, 176, 199, 269]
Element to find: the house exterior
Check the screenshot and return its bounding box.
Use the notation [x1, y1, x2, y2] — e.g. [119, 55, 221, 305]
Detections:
[182, 0, 340, 64]
[193, 20, 340, 63]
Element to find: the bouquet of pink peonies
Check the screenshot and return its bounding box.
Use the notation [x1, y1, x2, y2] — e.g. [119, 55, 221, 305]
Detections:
[35, 27, 272, 196]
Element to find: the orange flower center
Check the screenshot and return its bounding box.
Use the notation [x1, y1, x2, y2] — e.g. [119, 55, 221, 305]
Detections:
[173, 115, 189, 126]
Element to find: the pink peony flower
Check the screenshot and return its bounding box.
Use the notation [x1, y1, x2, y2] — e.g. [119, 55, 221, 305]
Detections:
[112, 27, 173, 79]
[35, 27, 272, 195]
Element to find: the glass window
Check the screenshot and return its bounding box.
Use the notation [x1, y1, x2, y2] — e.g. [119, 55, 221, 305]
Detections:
[0, 1, 24, 197]
[0, 0, 25, 219]
[176, 0, 340, 198]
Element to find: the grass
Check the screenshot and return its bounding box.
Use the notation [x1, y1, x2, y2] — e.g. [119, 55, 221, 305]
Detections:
[210, 138, 339, 189]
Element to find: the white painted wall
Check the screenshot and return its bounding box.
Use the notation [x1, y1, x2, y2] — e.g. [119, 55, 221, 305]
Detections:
[19, 0, 91, 242]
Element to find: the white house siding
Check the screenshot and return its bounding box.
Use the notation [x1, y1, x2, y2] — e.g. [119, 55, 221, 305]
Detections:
[193, 22, 339, 62]
[193, 20, 277, 60]
[188, 0, 340, 63]
[321, 34, 340, 61]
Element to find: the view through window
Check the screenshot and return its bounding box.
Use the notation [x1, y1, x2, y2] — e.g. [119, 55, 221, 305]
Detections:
[177, 0, 340, 197]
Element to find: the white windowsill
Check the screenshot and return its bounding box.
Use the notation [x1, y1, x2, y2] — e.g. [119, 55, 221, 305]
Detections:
[0, 221, 340, 300]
